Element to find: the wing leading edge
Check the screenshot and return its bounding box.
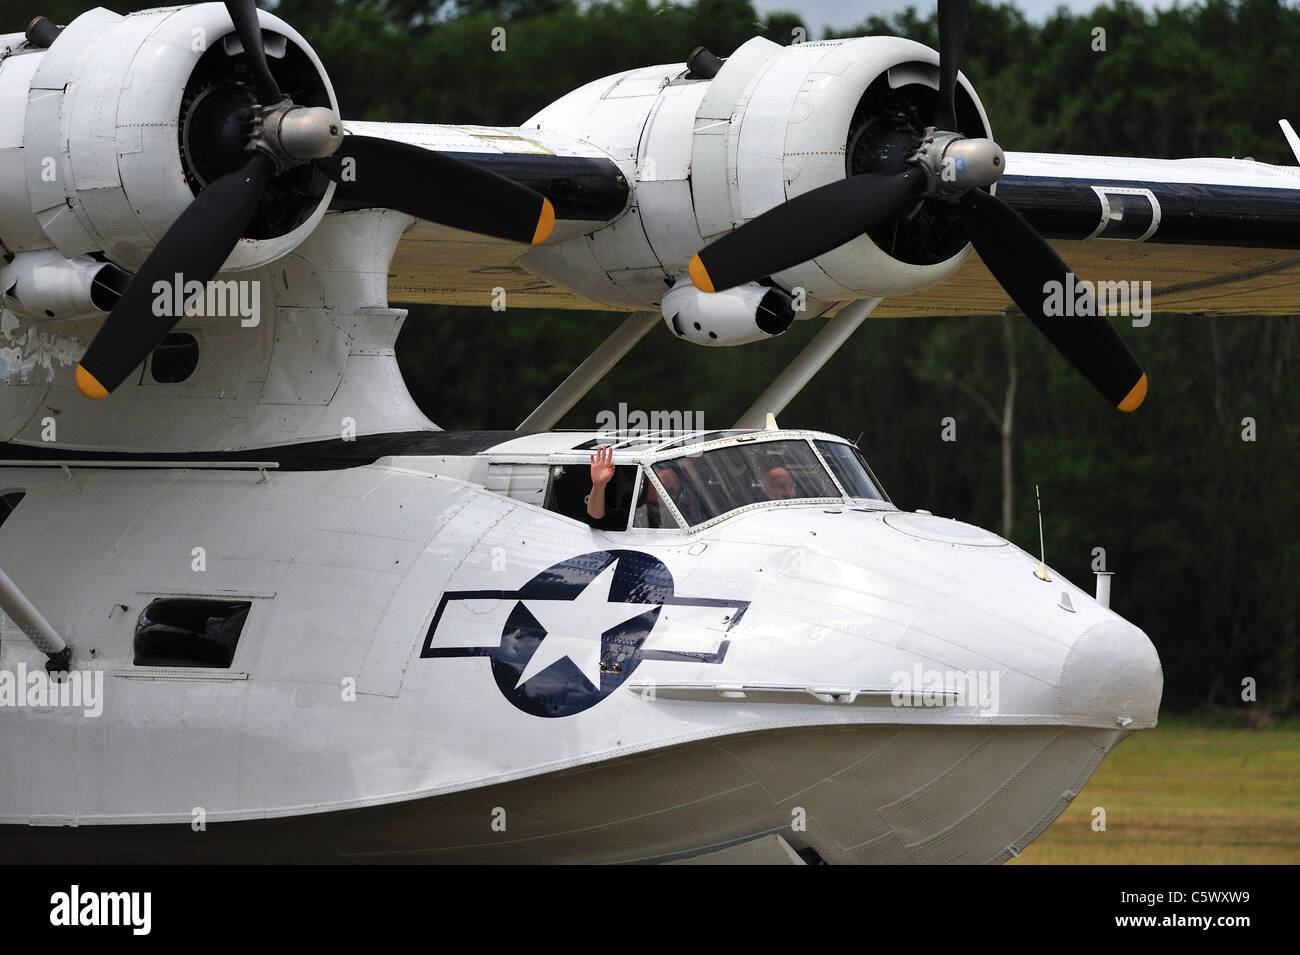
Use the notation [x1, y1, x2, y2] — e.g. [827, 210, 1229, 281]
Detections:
[355, 122, 1300, 316]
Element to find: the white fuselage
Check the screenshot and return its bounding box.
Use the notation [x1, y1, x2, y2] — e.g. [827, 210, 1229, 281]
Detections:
[0, 7, 1167, 864]
[0, 431, 1161, 863]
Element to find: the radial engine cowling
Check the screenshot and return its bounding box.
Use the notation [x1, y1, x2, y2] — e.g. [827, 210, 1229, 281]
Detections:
[690, 36, 995, 301]
[0, 4, 337, 274]
[660, 277, 795, 346]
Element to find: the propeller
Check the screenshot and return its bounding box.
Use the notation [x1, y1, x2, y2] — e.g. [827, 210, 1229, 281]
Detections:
[687, 0, 1147, 413]
[76, 153, 274, 399]
[688, 169, 927, 294]
[76, 0, 555, 399]
[226, 0, 280, 105]
[316, 137, 555, 245]
[960, 189, 1146, 410]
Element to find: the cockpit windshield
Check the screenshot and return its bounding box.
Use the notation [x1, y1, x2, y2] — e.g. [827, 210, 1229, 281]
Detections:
[638, 438, 842, 527]
[814, 440, 887, 502]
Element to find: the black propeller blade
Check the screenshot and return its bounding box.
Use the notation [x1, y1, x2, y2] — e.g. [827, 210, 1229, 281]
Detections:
[226, 0, 281, 104]
[317, 136, 555, 246]
[960, 189, 1147, 411]
[77, 153, 274, 399]
[688, 169, 926, 293]
[935, 0, 969, 131]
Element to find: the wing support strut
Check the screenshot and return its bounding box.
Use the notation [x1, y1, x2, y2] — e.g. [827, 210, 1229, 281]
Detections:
[517, 311, 659, 431]
[734, 297, 882, 429]
[0, 565, 70, 672]
[1279, 120, 1300, 164]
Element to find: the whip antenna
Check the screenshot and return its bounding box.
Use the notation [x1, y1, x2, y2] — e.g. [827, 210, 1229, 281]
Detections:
[1034, 484, 1051, 581]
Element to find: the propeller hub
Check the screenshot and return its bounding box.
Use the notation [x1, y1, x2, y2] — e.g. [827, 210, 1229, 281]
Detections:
[943, 136, 1005, 190]
[248, 101, 343, 171]
[278, 106, 344, 161]
[910, 128, 1006, 201]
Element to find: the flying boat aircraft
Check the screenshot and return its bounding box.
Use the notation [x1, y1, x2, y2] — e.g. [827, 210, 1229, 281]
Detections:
[4, 0, 1292, 862]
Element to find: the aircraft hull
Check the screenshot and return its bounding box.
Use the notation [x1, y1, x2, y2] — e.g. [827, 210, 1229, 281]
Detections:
[0, 722, 1125, 864]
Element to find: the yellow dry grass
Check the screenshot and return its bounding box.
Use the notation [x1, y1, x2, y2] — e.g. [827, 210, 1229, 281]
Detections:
[1012, 719, 1300, 864]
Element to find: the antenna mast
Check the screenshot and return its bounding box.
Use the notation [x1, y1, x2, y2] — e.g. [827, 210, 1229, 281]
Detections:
[1034, 484, 1052, 581]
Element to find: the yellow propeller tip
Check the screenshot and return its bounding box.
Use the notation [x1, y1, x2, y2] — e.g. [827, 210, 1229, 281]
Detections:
[532, 198, 555, 244]
[76, 365, 109, 400]
[1117, 373, 1147, 412]
[688, 254, 714, 293]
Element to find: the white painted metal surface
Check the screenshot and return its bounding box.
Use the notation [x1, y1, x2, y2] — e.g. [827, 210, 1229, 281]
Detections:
[0, 434, 1161, 861]
[660, 278, 794, 346]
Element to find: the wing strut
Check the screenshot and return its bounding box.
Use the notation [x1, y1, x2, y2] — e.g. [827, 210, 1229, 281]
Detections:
[1279, 119, 1300, 164]
[0, 565, 70, 671]
[517, 311, 659, 431]
[733, 298, 882, 429]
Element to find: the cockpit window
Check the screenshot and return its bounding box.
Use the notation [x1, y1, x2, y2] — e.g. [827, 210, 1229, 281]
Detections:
[651, 439, 839, 525]
[633, 463, 686, 528]
[545, 462, 639, 530]
[814, 441, 886, 501]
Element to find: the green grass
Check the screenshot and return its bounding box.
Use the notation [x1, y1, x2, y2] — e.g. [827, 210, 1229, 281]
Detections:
[1012, 718, 1300, 864]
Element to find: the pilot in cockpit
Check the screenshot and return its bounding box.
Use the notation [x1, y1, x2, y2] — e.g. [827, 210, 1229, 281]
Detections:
[763, 465, 796, 500]
[651, 460, 702, 524]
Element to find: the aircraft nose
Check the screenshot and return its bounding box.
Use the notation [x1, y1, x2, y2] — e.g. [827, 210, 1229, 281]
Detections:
[1058, 618, 1163, 727]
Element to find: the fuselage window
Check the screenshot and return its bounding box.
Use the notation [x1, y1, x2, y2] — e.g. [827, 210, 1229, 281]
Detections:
[544, 462, 638, 530]
[134, 598, 251, 667]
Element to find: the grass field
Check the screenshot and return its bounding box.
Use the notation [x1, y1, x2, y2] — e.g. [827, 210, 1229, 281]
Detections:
[1012, 718, 1300, 864]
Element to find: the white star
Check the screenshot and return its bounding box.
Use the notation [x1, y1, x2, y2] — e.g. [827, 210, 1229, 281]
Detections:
[516, 561, 657, 691]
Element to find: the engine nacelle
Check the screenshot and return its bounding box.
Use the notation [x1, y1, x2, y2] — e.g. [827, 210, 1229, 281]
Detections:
[0, 250, 126, 321]
[660, 277, 794, 346]
[0, 4, 337, 275]
[524, 35, 995, 311]
[686, 37, 992, 300]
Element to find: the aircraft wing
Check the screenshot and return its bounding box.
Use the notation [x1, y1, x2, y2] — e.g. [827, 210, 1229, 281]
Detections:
[338, 120, 631, 311]
[878, 150, 1300, 318]
[352, 119, 1300, 316]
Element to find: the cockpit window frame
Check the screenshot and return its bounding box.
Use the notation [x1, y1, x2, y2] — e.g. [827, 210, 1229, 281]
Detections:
[810, 439, 893, 507]
[627, 465, 690, 531]
[638, 433, 846, 532]
[513, 429, 895, 534]
[633, 461, 690, 531]
[542, 458, 641, 531]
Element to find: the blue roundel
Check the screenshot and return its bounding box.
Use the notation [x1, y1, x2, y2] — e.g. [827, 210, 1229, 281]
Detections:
[491, 550, 674, 718]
